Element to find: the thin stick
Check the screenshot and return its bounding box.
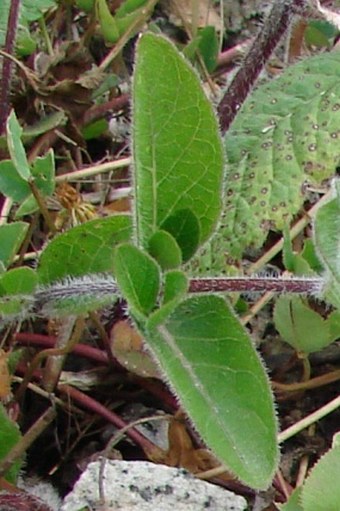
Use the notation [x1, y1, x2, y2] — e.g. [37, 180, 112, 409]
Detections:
[278, 394, 340, 443]
[55, 157, 131, 182]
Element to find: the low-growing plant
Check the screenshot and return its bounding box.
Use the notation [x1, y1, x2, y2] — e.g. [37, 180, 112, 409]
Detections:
[0, 0, 340, 499]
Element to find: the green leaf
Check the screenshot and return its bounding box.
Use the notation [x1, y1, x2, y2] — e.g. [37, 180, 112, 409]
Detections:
[146, 294, 278, 489]
[206, 51, 340, 263]
[76, 0, 95, 12]
[162, 270, 188, 305]
[0, 160, 31, 202]
[0, 149, 55, 216]
[0, 267, 37, 296]
[185, 26, 219, 73]
[0, 267, 37, 318]
[0, 222, 28, 268]
[114, 243, 160, 317]
[148, 230, 182, 270]
[16, 24, 36, 56]
[115, 0, 149, 35]
[161, 209, 200, 262]
[301, 443, 340, 511]
[95, 0, 120, 43]
[133, 33, 224, 250]
[274, 296, 333, 354]
[277, 487, 304, 511]
[147, 270, 188, 327]
[282, 229, 313, 276]
[0, 0, 57, 48]
[22, 111, 67, 142]
[300, 239, 324, 274]
[0, 403, 22, 483]
[6, 110, 31, 181]
[16, 149, 55, 217]
[37, 215, 132, 285]
[314, 180, 340, 309]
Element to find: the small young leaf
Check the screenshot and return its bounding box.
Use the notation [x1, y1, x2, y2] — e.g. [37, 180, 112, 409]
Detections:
[185, 26, 219, 73]
[0, 222, 28, 268]
[6, 110, 31, 181]
[147, 270, 188, 327]
[114, 0, 150, 35]
[283, 229, 313, 276]
[146, 295, 278, 489]
[95, 0, 120, 43]
[17, 150, 55, 217]
[148, 230, 182, 270]
[0, 403, 22, 483]
[161, 209, 200, 262]
[114, 243, 160, 317]
[133, 33, 224, 250]
[162, 270, 188, 305]
[301, 442, 340, 511]
[37, 215, 132, 285]
[274, 296, 331, 354]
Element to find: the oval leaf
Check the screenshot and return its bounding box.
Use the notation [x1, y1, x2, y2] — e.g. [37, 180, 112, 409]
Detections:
[203, 51, 340, 264]
[6, 110, 31, 181]
[37, 215, 132, 285]
[148, 230, 182, 270]
[274, 295, 331, 354]
[114, 243, 160, 317]
[146, 294, 278, 489]
[133, 33, 224, 250]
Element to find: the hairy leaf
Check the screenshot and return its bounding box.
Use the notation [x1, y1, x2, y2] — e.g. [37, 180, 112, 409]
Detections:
[37, 215, 132, 285]
[133, 33, 224, 252]
[146, 294, 278, 489]
[197, 51, 340, 267]
[114, 243, 160, 317]
[148, 230, 182, 270]
[301, 441, 340, 511]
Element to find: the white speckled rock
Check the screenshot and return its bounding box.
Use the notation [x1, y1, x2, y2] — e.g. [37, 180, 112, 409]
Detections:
[61, 460, 247, 511]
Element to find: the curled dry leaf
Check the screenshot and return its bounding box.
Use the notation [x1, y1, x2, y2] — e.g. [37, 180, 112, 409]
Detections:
[110, 320, 161, 378]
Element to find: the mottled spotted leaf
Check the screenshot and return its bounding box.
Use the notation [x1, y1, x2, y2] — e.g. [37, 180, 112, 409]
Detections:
[195, 51, 340, 271]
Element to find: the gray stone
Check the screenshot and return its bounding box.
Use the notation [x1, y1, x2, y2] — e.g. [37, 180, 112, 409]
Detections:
[61, 460, 247, 511]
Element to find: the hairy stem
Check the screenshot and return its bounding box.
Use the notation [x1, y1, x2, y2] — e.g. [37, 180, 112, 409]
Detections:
[188, 276, 323, 294]
[217, 0, 313, 134]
